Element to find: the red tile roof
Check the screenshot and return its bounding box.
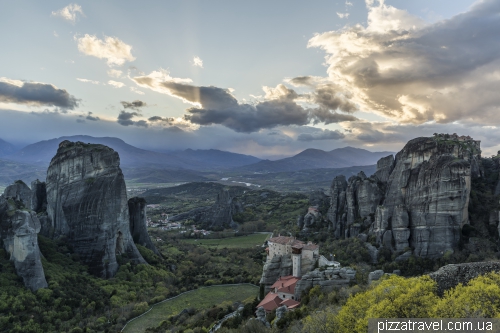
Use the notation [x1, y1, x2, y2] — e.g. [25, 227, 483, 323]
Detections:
[257, 292, 282, 312]
[268, 236, 318, 251]
[280, 298, 300, 308]
[268, 236, 295, 245]
[271, 275, 300, 295]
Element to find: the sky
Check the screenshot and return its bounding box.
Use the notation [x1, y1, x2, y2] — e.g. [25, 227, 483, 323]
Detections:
[2, 0, 500, 159]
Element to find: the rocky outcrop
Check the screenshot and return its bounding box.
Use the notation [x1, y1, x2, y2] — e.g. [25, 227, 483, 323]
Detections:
[294, 267, 356, 299]
[368, 270, 385, 284]
[169, 188, 243, 230]
[374, 155, 395, 183]
[0, 189, 47, 291]
[327, 171, 383, 239]
[260, 254, 293, 293]
[45, 141, 145, 278]
[429, 261, 500, 295]
[198, 189, 243, 230]
[4, 181, 32, 209]
[274, 306, 288, 327]
[327, 135, 482, 259]
[255, 307, 271, 328]
[128, 197, 160, 256]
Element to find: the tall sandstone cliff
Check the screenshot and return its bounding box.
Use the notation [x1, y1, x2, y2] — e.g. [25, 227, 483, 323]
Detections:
[327, 135, 481, 259]
[0, 182, 47, 291]
[45, 141, 145, 278]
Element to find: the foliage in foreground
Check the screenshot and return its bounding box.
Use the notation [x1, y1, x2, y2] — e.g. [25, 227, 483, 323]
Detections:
[218, 272, 500, 333]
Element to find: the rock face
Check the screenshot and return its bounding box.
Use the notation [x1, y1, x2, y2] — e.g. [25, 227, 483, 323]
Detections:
[169, 188, 243, 230]
[255, 307, 271, 328]
[327, 171, 383, 239]
[30, 179, 47, 213]
[294, 267, 356, 299]
[327, 135, 481, 259]
[429, 261, 500, 295]
[0, 183, 47, 291]
[4, 181, 32, 209]
[260, 254, 293, 293]
[128, 197, 160, 256]
[198, 189, 243, 229]
[45, 141, 145, 278]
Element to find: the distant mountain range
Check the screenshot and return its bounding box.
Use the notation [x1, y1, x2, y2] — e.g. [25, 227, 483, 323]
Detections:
[2, 135, 262, 171]
[0, 135, 392, 181]
[234, 147, 393, 173]
[0, 138, 16, 157]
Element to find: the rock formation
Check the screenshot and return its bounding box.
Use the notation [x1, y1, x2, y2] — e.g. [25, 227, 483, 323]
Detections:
[255, 307, 271, 328]
[0, 183, 47, 291]
[429, 261, 500, 295]
[260, 254, 293, 293]
[45, 141, 145, 278]
[30, 179, 47, 213]
[327, 171, 383, 239]
[327, 135, 482, 259]
[198, 189, 243, 229]
[128, 197, 160, 256]
[294, 267, 356, 299]
[169, 188, 243, 230]
[4, 180, 32, 209]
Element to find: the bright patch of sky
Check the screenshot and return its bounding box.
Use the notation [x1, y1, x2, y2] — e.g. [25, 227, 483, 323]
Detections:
[3, 0, 498, 157]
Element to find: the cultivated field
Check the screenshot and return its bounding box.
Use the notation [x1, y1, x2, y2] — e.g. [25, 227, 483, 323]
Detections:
[122, 284, 258, 333]
[180, 233, 270, 248]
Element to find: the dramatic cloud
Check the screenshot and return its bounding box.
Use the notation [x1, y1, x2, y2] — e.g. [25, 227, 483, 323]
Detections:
[148, 116, 174, 123]
[297, 129, 345, 141]
[86, 112, 100, 121]
[51, 3, 84, 23]
[132, 72, 357, 133]
[77, 78, 99, 85]
[107, 69, 123, 78]
[76, 34, 135, 66]
[336, 12, 349, 18]
[192, 56, 203, 68]
[120, 100, 147, 110]
[307, 0, 500, 126]
[117, 111, 147, 127]
[76, 118, 85, 123]
[0, 77, 79, 109]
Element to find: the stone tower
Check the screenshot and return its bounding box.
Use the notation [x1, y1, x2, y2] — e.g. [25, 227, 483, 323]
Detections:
[292, 247, 302, 278]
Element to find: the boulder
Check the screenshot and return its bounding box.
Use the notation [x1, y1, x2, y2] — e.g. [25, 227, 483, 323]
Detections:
[368, 270, 385, 284]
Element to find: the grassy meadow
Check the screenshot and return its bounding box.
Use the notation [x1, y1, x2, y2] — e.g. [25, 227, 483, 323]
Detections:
[123, 284, 258, 333]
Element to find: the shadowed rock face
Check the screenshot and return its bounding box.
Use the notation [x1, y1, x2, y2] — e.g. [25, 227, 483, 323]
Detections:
[30, 179, 47, 213]
[260, 254, 292, 293]
[0, 184, 47, 291]
[198, 189, 243, 229]
[128, 197, 160, 256]
[45, 140, 145, 278]
[327, 135, 481, 259]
